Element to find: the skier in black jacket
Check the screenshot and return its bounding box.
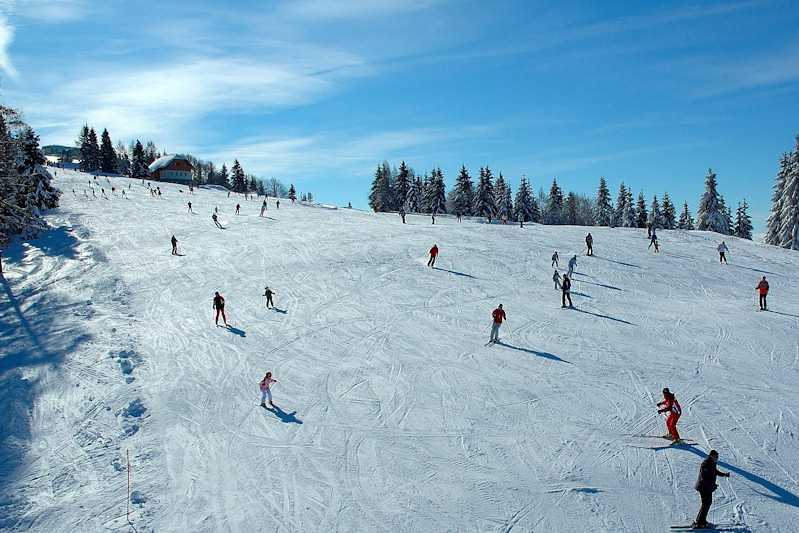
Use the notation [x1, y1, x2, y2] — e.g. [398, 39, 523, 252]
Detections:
[692, 449, 730, 529]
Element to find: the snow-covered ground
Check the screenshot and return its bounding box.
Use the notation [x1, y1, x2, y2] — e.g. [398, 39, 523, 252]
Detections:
[2, 169, 798, 532]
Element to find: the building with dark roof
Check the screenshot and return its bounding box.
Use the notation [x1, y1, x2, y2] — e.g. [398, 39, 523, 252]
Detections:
[148, 154, 194, 184]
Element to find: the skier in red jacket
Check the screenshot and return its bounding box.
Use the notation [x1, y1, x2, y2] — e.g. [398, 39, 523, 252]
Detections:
[756, 276, 769, 311]
[489, 304, 506, 344]
[657, 387, 682, 443]
[428, 244, 439, 267]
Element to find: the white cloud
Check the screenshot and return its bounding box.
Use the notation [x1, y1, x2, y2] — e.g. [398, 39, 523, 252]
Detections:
[280, 0, 447, 19]
[0, 14, 17, 78]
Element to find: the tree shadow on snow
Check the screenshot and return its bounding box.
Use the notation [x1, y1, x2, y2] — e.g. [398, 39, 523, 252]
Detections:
[494, 342, 570, 363]
[570, 307, 636, 326]
[3, 225, 81, 264]
[680, 446, 799, 510]
[434, 267, 476, 279]
[267, 405, 303, 424]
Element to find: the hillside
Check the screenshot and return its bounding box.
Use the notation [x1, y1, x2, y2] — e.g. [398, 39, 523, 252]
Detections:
[1, 169, 798, 532]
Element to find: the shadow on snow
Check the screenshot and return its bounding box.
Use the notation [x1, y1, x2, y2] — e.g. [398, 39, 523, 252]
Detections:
[494, 342, 570, 363]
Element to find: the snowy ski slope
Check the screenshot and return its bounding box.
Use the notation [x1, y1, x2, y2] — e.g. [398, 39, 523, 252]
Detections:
[1, 169, 798, 532]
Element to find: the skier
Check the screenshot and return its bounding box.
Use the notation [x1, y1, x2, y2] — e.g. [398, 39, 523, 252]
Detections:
[235, 203, 241, 215]
[171, 235, 179, 255]
[518, 213, 524, 228]
[561, 274, 572, 308]
[717, 241, 729, 264]
[653, 239, 660, 253]
[263, 286, 275, 308]
[213, 291, 227, 326]
[121, 189, 127, 199]
[431, 212, 436, 225]
[428, 244, 439, 267]
[553, 269, 561, 290]
[260, 371, 277, 407]
[502, 215, 507, 225]
[648, 230, 657, 249]
[101, 188, 108, 199]
[212, 213, 222, 228]
[456, 212, 461, 223]
[188, 201, 193, 213]
[657, 387, 682, 443]
[691, 450, 730, 529]
[567, 255, 577, 277]
[585, 233, 594, 256]
[399, 208, 406, 223]
[756, 276, 769, 310]
[276, 200, 280, 210]
[551, 251, 559, 268]
[260, 200, 267, 217]
[489, 304, 506, 343]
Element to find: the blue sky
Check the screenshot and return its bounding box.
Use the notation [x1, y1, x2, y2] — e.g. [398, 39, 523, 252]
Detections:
[1, 0, 797, 231]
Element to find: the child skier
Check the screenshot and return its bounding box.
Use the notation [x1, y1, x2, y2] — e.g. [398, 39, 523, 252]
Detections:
[657, 387, 682, 443]
[260, 371, 277, 407]
[213, 291, 227, 326]
[551, 251, 559, 268]
[567, 255, 577, 277]
[553, 269, 561, 290]
[263, 286, 275, 308]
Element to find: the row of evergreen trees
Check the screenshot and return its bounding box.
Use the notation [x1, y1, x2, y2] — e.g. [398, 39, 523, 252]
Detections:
[369, 161, 753, 239]
[75, 125, 301, 200]
[0, 105, 60, 250]
[764, 135, 799, 250]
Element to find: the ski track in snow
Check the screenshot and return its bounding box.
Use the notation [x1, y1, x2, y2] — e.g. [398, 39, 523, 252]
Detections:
[1, 169, 798, 532]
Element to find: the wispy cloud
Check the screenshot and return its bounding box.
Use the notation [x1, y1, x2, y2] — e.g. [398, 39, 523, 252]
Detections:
[0, 14, 16, 78]
[279, 0, 448, 20]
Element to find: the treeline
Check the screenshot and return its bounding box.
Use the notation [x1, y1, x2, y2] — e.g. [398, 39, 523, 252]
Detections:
[74, 124, 302, 200]
[369, 161, 754, 239]
[0, 105, 60, 251]
[764, 134, 799, 250]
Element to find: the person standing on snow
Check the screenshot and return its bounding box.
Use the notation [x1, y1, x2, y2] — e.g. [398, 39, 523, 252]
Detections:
[553, 269, 562, 290]
[213, 291, 227, 326]
[717, 241, 729, 264]
[585, 233, 594, 256]
[260, 371, 278, 407]
[561, 274, 573, 308]
[260, 199, 267, 217]
[235, 203, 241, 215]
[428, 244, 439, 267]
[657, 387, 682, 442]
[648, 230, 658, 249]
[756, 276, 769, 310]
[518, 213, 524, 228]
[567, 255, 577, 277]
[489, 304, 506, 343]
[188, 201, 193, 213]
[551, 251, 559, 268]
[399, 208, 406, 223]
[171, 235, 179, 255]
[263, 286, 275, 308]
[691, 450, 730, 530]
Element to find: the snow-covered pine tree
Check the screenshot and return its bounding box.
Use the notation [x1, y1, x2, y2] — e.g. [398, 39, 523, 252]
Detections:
[406, 174, 422, 212]
[395, 161, 411, 212]
[130, 140, 149, 180]
[696, 169, 728, 234]
[100, 128, 117, 174]
[494, 173, 514, 221]
[473, 166, 496, 219]
[115, 141, 131, 176]
[218, 164, 229, 189]
[622, 188, 637, 228]
[677, 202, 695, 230]
[452, 165, 474, 216]
[17, 127, 60, 238]
[764, 152, 791, 245]
[428, 168, 447, 215]
[734, 200, 753, 240]
[229, 160, 247, 193]
[0, 114, 24, 245]
[594, 177, 613, 226]
[513, 175, 539, 222]
[614, 182, 627, 226]
[562, 191, 579, 225]
[777, 137, 799, 249]
[647, 195, 663, 229]
[661, 192, 676, 229]
[78, 124, 100, 172]
[368, 162, 391, 212]
[543, 178, 564, 225]
[635, 191, 648, 228]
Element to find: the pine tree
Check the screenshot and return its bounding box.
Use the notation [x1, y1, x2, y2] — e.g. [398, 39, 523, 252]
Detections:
[229, 160, 247, 193]
[115, 141, 131, 176]
[734, 200, 753, 240]
[100, 128, 117, 174]
[405, 175, 422, 212]
[777, 137, 799, 249]
[513, 175, 539, 222]
[78, 124, 100, 172]
[594, 177, 613, 226]
[563, 191, 579, 225]
[696, 169, 728, 234]
[368, 162, 391, 212]
[661, 192, 676, 229]
[130, 140, 149, 180]
[647, 195, 663, 229]
[635, 191, 648, 228]
[427, 168, 447, 215]
[473, 166, 496, 219]
[452, 165, 474, 216]
[495, 173, 513, 221]
[614, 182, 628, 227]
[677, 202, 695, 230]
[219, 164, 229, 189]
[543, 178, 564, 225]
[395, 161, 411, 211]
[621, 188, 637, 228]
[764, 152, 791, 245]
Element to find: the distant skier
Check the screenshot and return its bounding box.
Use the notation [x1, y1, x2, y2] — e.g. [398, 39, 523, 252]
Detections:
[399, 208, 406, 223]
[561, 275, 572, 308]
[567, 255, 577, 277]
[101, 188, 108, 199]
[263, 286, 275, 308]
[188, 201, 193, 213]
[213, 291, 227, 326]
[756, 276, 769, 310]
[431, 212, 436, 225]
[690, 450, 730, 530]
[235, 203, 241, 215]
[456, 212, 462, 223]
[646, 223, 652, 238]
[717, 241, 729, 264]
[276, 200, 280, 209]
[518, 213, 524, 228]
[489, 304, 506, 343]
[428, 244, 439, 267]
[260, 200, 267, 217]
[171, 235, 179, 255]
[648, 230, 657, 249]
[585, 233, 593, 256]
[656, 387, 682, 443]
[502, 215, 507, 225]
[553, 269, 561, 290]
[121, 189, 127, 199]
[212, 213, 222, 228]
[260, 371, 277, 407]
[653, 239, 660, 253]
[551, 251, 559, 268]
